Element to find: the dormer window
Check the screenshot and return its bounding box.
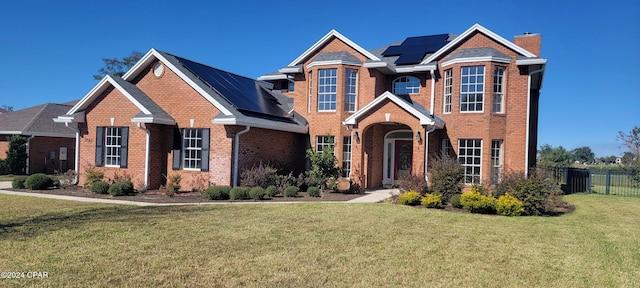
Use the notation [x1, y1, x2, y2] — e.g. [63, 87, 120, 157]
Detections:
[392, 76, 420, 95]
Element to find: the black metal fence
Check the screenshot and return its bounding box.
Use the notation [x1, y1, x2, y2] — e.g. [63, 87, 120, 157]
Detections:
[537, 166, 640, 197]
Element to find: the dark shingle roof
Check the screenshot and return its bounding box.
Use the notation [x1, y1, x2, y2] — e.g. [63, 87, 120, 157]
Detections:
[313, 51, 362, 64]
[0, 103, 77, 137]
[445, 47, 508, 61]
[109, 77, 175, 124]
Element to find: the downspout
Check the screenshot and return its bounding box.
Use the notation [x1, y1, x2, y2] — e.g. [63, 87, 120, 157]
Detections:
[137, 123, 150, 188]
[429, 70, 436, 115]
[525, 65, 545, 176]
[233, 126, 251, 187]
[25, 135, 36, 174]
[424, 125, 436, 182]
[74, 131, 80, 184]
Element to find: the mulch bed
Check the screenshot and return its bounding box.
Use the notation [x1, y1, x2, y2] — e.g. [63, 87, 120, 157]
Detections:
[8, 186, 364, 204]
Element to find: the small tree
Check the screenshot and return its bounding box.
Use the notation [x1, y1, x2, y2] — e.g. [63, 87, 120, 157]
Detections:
[306, 144, 340, 191]
[5, 135, 28, 174]
[618, 126, 640, 186]
[428, 155, 464, 203]
[93, 51, 143, 80]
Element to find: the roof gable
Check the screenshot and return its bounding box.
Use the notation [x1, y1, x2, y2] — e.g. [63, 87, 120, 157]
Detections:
[343, 91, 444, 127]
[287, 29, 380, 67]
[0, 103, 77, 137]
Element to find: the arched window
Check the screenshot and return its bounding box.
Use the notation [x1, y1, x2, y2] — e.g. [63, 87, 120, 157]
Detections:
[392, 76, 420, 95]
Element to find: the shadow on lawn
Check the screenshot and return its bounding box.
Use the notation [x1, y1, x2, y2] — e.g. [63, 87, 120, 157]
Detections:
[0, 205, 208, 240]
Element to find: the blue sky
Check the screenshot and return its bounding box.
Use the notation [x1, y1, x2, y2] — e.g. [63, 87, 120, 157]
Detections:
[1, 0, 638, 157]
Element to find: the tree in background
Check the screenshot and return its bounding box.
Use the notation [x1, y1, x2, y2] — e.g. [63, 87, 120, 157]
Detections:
[93, 51, 143, 80]
[538, 144, 571, 167]
[570, 146, 595, 164]
[618, 126, 640, 185]
[4, 135, 28, 175]
[0, 105, 13, 112]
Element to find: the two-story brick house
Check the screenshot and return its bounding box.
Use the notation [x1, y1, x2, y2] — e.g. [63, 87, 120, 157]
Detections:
[259, 23, 546, 189]
[57, 23, 544, 191]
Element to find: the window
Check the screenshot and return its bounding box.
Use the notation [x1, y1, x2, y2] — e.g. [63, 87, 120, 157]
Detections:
[342, 136, 352, 177]
[288, 80, 295, 92]
[493, 66, 505, 113]
[458, 139, 482, 185]
[308, 70, 313, 113]
[95, 126, 128, 168]
[444, 69, 452, 114]
[318, 68, 337, 111]
[441, 138, 452, 157]
[393, 76, 420, 94]
[173, 128, 210, 171]
[491, 140, 503, 184]
[316, 135, 335, 153]
[344, 69, 358, 112]
[460, 66, 484, 112]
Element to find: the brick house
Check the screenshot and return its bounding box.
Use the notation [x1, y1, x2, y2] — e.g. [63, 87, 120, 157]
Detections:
[57, 23, 545, 191]
[0, 102, 77, 174]
[259, 23, 545, 189]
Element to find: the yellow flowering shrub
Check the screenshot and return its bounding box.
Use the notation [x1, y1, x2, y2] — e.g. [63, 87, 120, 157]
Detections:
[496, 193, 526, 216]
[460, 191, 497, 214]
[420, 193, 443, 208]
[397, 190, 422, 206]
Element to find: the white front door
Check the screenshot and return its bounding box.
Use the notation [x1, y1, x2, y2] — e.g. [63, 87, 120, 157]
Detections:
[383, 130, 413, 186]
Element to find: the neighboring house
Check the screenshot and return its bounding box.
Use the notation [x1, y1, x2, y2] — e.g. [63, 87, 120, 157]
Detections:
[259, 23, 545, 189]
[0, 102, 78, 174]
[56, 50, 308, 190]
[0, 108, 6, 114]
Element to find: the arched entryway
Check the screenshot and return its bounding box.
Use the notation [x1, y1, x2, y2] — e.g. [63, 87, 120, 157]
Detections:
[383, 130, 413, 186]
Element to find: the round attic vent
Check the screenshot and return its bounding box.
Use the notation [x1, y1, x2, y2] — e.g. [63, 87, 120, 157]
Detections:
[153, 63, 164, 77]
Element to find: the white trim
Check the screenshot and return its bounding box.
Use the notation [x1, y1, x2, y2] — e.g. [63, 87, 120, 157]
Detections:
[278, 67, 302, 74]
[0, 131, 75, 138]
[382, 129, 413, 185]
[413, 64, 438, 71]
[131, 117, 176, 125]
[525, 66, 546, 175]
[343, 91, 443, 127]
[421, 23, 537, 65]
[441, 56, 511, 67]
[256, 74, 292, 81]
[363, 61, 388, 68]
[211, 117, 308, 134]
[305, 60, 362, 69]
[287, 29, 380, 67]
[516, 58, 547, 65]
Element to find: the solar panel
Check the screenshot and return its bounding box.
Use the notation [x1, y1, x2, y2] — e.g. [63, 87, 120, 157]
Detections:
[176, 57, 291, 119]
[382, 34, 450, 65]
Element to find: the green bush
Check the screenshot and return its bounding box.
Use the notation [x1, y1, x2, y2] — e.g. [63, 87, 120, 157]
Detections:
[397, 190, 422, 206]
[496, 193, 526, 216]
[494, 171, 560, 216]
[460, 191, 497, 214]
[229, 187, 249, 200]
[249, 187, 265, 200]
[264, 185, 278, 198]
[11, 176, 28, 189]
[428, 155, 464, 203]
[449, 194, 462, 208]
[91, 181, 110, 194]
[108, 180, 134, 196]
[241, 163, 278, 188]
[24, 173, 54, 190]
[421, 193, 443, 208]
[204, 186, 231, 200]
[307, 186, 320, 197]
[283, 186, 299, 197]
[83, 165, 104, 189]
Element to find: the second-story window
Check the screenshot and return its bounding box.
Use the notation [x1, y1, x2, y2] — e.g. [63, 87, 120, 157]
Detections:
[318, 68, 337, 111]
[344, 69, 358, 112]
[460, 66, 484, 112]
[393, 76, 420, 95]
[493, 66, 505, 113]
[444, 69, 452, 114]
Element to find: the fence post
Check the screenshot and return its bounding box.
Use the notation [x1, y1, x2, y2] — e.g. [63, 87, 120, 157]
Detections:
[586, 170, 591, 193]
[605, 170, 611, 195]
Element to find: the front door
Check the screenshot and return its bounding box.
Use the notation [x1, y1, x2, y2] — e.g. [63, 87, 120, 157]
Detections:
[394, 140, 413, 180]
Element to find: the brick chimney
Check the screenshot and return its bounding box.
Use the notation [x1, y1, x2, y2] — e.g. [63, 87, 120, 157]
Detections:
[514, 32, 541, 56]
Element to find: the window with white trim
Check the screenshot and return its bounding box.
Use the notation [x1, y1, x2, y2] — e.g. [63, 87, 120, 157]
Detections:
[460, 66, 484, 112]
[491, 140, 503, 184]
[318, 68, 337, 111]
[183, 128, 203, 169]
[444, 69, 452, 114]
[392, 76, 420, 94]
[315, 135, 335, 153]
[308, 70, 313, 113]
[344, 69, 358, 112]
[441, 138, 452, 157]
[342, 136, 352, 177]
[458, 139, 482, 185]
[493, 66, 505, 113]
[104, 127, 122, 166]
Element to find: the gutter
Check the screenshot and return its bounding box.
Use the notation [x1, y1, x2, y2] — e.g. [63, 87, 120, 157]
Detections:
[525, 65, 546, 176]
[233, 126, 251, 187]
[137, 123, 150, 188]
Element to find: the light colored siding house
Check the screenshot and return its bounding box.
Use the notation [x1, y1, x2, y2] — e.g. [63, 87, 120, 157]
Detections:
[259, 23, 546, 189]
[56, 50, 307, 190]
[0, 102, 77, 174]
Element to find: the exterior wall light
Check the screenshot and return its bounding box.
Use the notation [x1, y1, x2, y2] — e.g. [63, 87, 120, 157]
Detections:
[415, 131, 422, 142]
[353, 131, 360, 142]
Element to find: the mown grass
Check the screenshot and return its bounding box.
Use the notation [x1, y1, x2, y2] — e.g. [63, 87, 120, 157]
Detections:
[0, 194, 639, 287]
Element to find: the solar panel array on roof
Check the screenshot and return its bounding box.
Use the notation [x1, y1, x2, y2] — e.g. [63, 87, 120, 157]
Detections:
[175, 56, 291, 119]
[382, 34, 450, 65]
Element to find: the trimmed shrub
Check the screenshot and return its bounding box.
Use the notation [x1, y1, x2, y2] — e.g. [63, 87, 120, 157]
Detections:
[397, 190, 422, 206]
[421, 193, 443, 208]
[307, 186, 320, 197]
[108, 180, 134, 196]
[460, 191, 497, 214]
[229, 187, 249, 200]
[249, 187, 265, 200]
[204, 186, 231, 200]
[264, 185, 278, 198]
[283, 186, 299, 197]
[91, 181, 110, 194]
[494, 171, 560, 216]
[241, 163, 278, 188]
[449, 194, 462, 208]
[83, 165, 104, 189]
[398, 174, 428, 194]
[428, 155, 464, 203]
[496, 193, 526, 216]
[24, 173, 54, 190]
[11, 176, 28, 189]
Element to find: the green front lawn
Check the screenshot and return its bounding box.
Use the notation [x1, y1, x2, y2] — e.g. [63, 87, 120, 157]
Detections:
[0, 194, 638, 287]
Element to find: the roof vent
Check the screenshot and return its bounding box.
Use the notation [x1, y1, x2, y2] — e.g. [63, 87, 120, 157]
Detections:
[524, 32, 532, 35]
